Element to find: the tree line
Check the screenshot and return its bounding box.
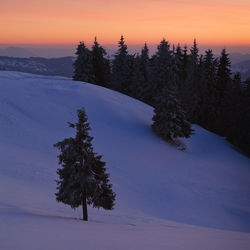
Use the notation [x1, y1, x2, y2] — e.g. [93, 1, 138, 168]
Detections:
[73, 36, 250, 155]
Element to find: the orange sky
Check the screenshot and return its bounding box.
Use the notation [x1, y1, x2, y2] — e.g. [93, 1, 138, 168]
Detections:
[1, 0, 250, 46]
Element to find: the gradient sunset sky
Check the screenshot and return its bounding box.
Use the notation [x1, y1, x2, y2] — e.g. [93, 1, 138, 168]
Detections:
[1, 0, 250, 49]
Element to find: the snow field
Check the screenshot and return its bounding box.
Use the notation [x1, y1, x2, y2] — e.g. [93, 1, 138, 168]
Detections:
[0, 71, 250, 250]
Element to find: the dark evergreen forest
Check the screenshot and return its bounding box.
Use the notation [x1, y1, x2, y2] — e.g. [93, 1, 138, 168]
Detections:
[73, 36, 250, 156]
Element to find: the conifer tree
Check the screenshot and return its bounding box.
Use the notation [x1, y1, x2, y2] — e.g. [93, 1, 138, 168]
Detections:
[170, 45, 182, 93]
[130, 43, 152, 103]
[73, 42, 94, 83]
[199, 49, 218, 129]
[182, 45, 189, 83]
[214, 48, 232, 133]
[91, 37, 111, 88]
[139, 43, 154, 105]
[190, 39, 199, 63]
[151, 39, 173, 105]
[151, 84, 193, 150]
[54, 108, 115, 221]
[178, 45, 188, 101]
[174, 44, 184, 89]
[111, 35, 131, 94]
[182, 39, 201, 122]
[129, 54, 141, 99]
[216, 48, 232, 98]
[140, 43, 150, 78]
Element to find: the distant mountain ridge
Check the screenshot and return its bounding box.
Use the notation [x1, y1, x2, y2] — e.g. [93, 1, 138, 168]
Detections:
[232, 59, 250, 80]
[0, 47, 38, 58]
[229, 53, 250, 64]
[0, 56, 75, 78]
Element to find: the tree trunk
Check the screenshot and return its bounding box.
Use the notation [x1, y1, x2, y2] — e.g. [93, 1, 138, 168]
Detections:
[82, 189, 88, 221]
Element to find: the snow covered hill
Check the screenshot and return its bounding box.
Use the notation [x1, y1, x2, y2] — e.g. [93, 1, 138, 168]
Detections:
[0, 71, 250, 250]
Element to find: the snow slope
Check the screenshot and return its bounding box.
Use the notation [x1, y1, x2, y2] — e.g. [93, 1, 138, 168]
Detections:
[0, 71, 250, 250]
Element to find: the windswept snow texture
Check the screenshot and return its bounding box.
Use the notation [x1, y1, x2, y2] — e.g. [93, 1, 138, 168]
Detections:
[0, 71, 250, 250]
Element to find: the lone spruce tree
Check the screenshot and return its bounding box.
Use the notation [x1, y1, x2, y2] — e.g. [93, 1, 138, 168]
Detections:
[54, 108, 115, 221]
